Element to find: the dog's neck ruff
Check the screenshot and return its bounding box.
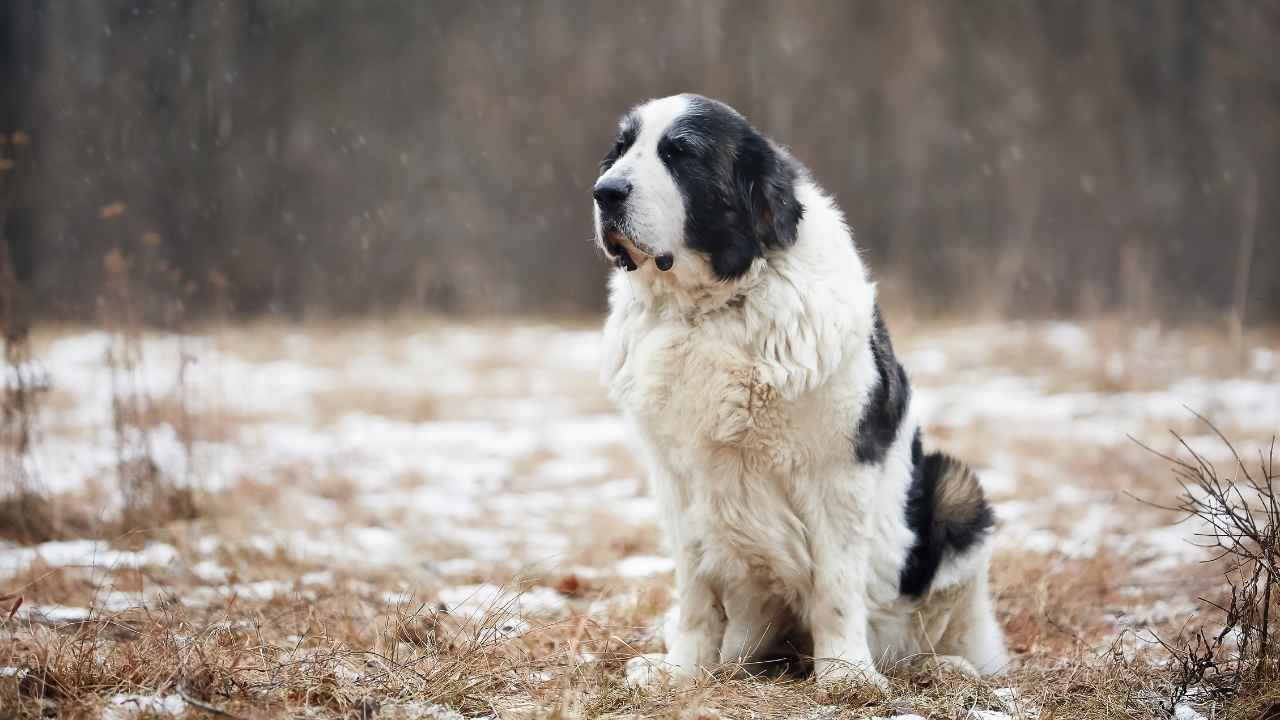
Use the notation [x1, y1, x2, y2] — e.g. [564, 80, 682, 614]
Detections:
[611, 254, 769, 322]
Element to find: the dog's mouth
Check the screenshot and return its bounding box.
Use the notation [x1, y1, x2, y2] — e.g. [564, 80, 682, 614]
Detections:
[603, 228, 674, 272]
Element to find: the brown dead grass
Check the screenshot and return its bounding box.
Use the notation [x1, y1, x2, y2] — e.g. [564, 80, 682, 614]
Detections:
[309, 388, 441, 426]
[0, 521, 1223, 719]
[4, 317, 1277, 718]
[137, 395, 270, 445]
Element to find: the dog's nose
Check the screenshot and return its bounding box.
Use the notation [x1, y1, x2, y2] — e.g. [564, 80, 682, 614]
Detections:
[593, 177, 632, 209]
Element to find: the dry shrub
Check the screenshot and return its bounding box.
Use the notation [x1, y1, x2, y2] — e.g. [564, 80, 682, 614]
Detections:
[1140, 415, 1280, 716]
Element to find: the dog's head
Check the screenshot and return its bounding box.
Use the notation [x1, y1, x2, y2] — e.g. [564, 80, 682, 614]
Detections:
[592, 94, 803, 282]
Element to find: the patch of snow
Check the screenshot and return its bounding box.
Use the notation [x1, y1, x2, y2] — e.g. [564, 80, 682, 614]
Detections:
[233, 580, 293, 601]
[993, 687, 1039, 718]
[349, 526, 404, 556]
[916, 377, 1096, 433]
[97, 589, 159, 612]
[564, 565, 604, 580]
[977, 466, 1018, 496]
[615, 555, 675, 578]
[999, 502, 1113, 559]
[609, 495, 660, 524]
[0, 666, 26, 678]
[905, 347, 948, 375]
[1251, 347, 1277, 374]
[1043, 321, 1091, 358]
[536, 455, 612, 483]
[194, 536, 220, 556]
[1000, 528, 1062, 556]
[190, 560, 230, 583]
[378, 701, 466, 720]
[1166, 378, 1280, 428]
[183, 580, 300, 606]
[540, 415, 629, 454]
[0, 540, 178, 577]
[1121, 522, 1210, 576]
[301, 570, 335, 586]
[103, 693, 187, 719]
[494, 616, 530, 638]
[15, 604, 93, 623]
[513, 586, 569, 615]
[1173, 704, 1208, 720]
[1060, 504, 1112, 559]
[241, 528, 415, 568]
[363, 487, 480, 519]
[437, 583, 567, 619]
[446, 528, 515, 562]
[1110, 598, 1200, 629]
[490, 491, 573, 516]
[433, 558, 480, 576]
[383, 590, 418, 607]
[992, 687, 1018, 704]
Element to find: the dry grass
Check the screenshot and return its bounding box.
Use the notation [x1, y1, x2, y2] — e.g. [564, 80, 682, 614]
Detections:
[2, 317, 1278, 718]
[0, 534, 1229, 719]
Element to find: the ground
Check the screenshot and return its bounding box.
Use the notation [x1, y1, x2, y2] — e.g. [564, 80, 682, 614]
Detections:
[1, 316, 1277, 719]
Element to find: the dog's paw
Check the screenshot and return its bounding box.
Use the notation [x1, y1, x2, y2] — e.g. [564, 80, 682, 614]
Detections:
[910, 653, 980, 679]
[814, 660, 891, 698]
[624, 653, 691, 689]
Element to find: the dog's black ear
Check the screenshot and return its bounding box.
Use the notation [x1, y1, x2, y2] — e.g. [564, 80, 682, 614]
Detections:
[734, 132, 803, 250]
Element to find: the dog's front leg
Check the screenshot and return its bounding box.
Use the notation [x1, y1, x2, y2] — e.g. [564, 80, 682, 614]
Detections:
[662, 546, 726, 679]
[626, 545, 725, 689]
[807, 533, 889, 690]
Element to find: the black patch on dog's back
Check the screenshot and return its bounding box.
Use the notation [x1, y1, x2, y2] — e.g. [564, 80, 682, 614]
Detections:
[899, 442, 996, 597]
[853, 307, 910, 465]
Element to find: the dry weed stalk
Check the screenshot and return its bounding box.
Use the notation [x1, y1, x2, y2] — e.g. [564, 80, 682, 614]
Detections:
[0, 205, 53, 543]
[101, 248, 198, 533]
[1138, 413, 1279, 712]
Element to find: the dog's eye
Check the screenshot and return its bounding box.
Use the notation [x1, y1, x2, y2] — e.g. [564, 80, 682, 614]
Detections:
[601, 133, 632, 171]
[659, 138, 690, 163]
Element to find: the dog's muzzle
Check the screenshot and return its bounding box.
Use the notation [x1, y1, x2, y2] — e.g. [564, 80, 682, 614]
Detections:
[602, 228, 674, 273]
[594, 177, 674, 272]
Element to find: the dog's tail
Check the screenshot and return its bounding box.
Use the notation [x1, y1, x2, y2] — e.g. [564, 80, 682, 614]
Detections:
[926, 451, 995, 552]
[900, 445, 996, 596]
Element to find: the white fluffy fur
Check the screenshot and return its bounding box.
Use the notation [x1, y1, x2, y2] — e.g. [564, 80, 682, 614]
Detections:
[600, 97, 1007, 687]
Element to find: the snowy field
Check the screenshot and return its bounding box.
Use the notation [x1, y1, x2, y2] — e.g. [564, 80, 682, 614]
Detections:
[2, 317, 1278, 718]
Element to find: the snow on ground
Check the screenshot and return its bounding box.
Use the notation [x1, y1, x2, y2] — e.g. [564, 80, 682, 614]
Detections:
[0, 540, 178, 577]
[5, 320, 1278, 656]
[1173, 704, 1210, 720]
[101, 694, 187, 720]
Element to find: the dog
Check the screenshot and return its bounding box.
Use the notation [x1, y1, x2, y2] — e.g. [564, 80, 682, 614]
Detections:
[593, 94, 1008, 688]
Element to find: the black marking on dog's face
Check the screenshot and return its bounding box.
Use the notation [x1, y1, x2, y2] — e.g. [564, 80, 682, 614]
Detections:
[600, 113, 639, 173]
[899, 440, 996, 598]
[853, 306, 911, 464]
[658, 96, 804, 280]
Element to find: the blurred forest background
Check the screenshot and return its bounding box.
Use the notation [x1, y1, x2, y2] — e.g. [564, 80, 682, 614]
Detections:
[1, 0, 1277, 325]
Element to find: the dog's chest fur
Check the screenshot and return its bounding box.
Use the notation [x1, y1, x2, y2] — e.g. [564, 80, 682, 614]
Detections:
[600, 213, 903, 604]
[609, 307, 852, 471]
[612, 315, 837, 596]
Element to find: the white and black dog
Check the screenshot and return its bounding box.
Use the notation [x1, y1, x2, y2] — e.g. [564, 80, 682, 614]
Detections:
[593, 94, 1007, 688]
